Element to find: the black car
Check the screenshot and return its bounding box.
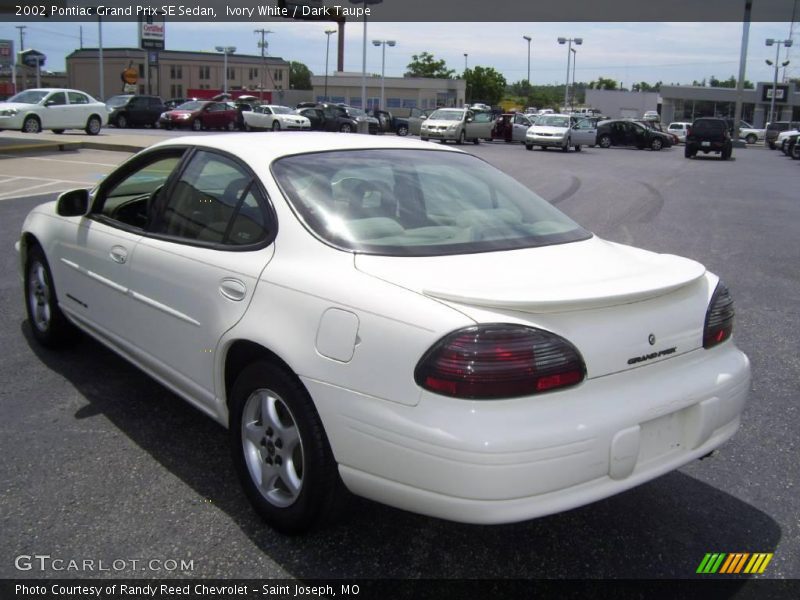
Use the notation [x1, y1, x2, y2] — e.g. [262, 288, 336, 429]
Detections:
[596, 119, 673, 151]
[295, 103, 359, 133]
[105, 95, 165, 128]
[685, 117, 733, 160]
[368, 109, 410, 136]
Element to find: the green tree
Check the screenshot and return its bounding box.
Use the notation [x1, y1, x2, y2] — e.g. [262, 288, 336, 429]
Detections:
[709, 75, 753, 89]
[405, 52, 455, 79]
[465, 66, 506, 105]
[588, 77, 618, 90]
[289, 61, 312, 90]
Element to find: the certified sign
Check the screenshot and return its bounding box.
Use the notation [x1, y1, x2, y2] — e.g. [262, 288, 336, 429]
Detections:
[139, 17, 165, 51]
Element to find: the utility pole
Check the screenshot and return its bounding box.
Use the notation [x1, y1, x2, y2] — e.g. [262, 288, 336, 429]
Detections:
[16, 26, 26, 91]
[254, 29, 272, 101]
[16, 25, 25, 51]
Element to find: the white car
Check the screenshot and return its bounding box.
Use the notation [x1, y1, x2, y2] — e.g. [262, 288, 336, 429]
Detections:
[738, 121, 765, 144]
[242, 105, 311, 132]
[775, 127, 798, 151]
[18, 133, 750, 533]
[667, 122, 692, 143]
[0, 88, 107, 135]
[525, 113, 581, 151]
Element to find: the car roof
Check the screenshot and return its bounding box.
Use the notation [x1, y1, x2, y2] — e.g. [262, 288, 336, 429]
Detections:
[149, 131, 463, 163]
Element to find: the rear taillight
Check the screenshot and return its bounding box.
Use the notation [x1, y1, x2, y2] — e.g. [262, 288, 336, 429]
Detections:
[703, 282, 734, 349]
[414, 324, 586, 399]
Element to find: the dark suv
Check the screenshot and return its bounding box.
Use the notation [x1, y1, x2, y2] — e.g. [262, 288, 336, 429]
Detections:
[685, 118, 732, 160]
[106, 95, 165, 128]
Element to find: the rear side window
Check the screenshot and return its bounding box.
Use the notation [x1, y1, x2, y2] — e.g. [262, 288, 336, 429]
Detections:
[153, 150, 271, 247]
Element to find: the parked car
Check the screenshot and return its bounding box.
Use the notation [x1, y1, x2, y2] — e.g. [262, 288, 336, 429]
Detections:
[368, 109, 409, 136]
[106, 94, 165, 128]
[635, 120, 679, 145]
[420, 107, 494, 144]
[525, 114, 581, 151]
[738, 121, 765, 144]
[0, 88, 107, 135]
[596, 119, 673, 151]
[158, 100, 238, 131]
[163, 97, 193, 110]
[776, 127, 799, 153]
[667, 122, 692, 143]
[407, 108, 433, 136]
[491, 112, 534, 143]
[242, 105, 311, 131]
[338, 105, 380, 134]
[685, 117, 733, 160]
[765, 121, 800, 149]
[781, 132, 799, 157]
[18, 132, 750, 533]
[296, 103, 359, 133]
[642, 110, 660, 122]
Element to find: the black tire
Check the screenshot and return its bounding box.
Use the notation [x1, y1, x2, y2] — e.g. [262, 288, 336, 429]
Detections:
[85, 116, 102, 136]
[745, 134, 757, 144]
[791, 144, 800, 160]
[768, 141, 776, 150]
[272, 121, 282, 132]
[473, 136, 480, 145]
[650, 137, 663, 151]
[22, 116, 41, 134]
[540, 145, 547, 151]
[561, 138, 570, 152]
[24, 245, 78, 348]
[192, 119, 203, 131]
[116, 114, 128, 129]
[420, 137, 428, 142]
[598, 135, 611, 149]
[525, 143, 533, 151]
[396, 124, 409, 136]
[574, 145, 582, 152]
[230, 360, 347, 534]
[457, 130, 466, 145]
[52, 129, 65, 135]
[340, 123, 353, 133]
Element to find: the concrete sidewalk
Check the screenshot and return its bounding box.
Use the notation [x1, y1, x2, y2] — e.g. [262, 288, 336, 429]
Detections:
[0, 130, 155, 154]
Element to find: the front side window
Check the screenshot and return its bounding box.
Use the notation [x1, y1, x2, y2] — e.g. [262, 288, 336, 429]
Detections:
[95, 152, 185, 229]
[272, 149, 590, 257]
[153, 151, 270, 246]
[46, 92, 67, 106]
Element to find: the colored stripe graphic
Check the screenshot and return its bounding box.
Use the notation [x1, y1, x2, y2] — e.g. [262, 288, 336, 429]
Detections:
[697, 552, 774, 574]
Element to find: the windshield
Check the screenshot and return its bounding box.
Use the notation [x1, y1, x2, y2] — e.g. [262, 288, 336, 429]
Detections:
[537, 116, 570, 127]
[176, 101, 204, 111]
[106, 95, 132, 108]
[8, 90, 48, 104]
[345, 107, 367, 117]
[428, 109, 464, 121]
[271, 149, 590, 257]
[270, 106, 293, 114]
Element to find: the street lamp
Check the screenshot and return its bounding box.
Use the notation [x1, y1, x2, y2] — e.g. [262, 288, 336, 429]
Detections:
[215, 46, 236, 95]
[570, 47, 576, 109]
[324, 28, 336, 101]
[522, 35, 532, 88]
[464, 53, 468, 73]
[557, 37, 582, 111]
[372, 39, 396, 111]
[350, 0, 383, 110]
[765, 38, 793, 124]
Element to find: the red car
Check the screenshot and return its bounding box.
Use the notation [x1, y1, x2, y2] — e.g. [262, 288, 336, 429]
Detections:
[158, 100, 237, 131]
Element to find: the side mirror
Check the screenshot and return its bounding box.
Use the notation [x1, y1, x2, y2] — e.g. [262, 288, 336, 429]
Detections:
[44, 100, 57, 107]
[420, 115, 427, 121]
[466, 117, 474, 123]
[56, 188, 90, 217]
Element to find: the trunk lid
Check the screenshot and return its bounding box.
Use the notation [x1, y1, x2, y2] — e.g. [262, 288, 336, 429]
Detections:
[355, 237, 712, 379]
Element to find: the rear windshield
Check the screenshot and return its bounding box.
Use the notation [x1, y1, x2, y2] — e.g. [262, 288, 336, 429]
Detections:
[271, 149, 590, 257]
[692, 120, 726, 133]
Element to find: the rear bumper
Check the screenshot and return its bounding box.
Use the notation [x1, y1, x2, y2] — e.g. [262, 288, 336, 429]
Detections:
[306, 343, 750, 524]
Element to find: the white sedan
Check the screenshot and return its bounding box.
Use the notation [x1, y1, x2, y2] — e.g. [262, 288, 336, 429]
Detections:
[0, 88, 107, 134]
[242, 105, 310, 131]
[525, 114, 581, 151]
[18, 133, 750, 533]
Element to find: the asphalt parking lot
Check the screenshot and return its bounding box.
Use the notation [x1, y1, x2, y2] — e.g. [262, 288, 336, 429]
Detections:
[1, 136, 798, 584]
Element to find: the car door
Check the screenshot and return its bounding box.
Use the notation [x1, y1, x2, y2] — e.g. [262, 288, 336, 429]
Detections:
[512, 114, 531, 141]
[407, 108, 429, 136]
[572, 119, 598, 146]
[128, 96, 148, 126]
[126, 149, 276, 407]
[41, 91, 70, 129]
[52, 148, 187, 341]
[64, 91, 94, 128]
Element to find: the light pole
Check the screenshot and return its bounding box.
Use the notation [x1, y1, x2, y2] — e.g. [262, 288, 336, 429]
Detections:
[464, 53, 468, 73]
[372, 39, 395, 111]
[324, 28, 336, 102]
[350, 0, 383, 110]
[557, 37, 582, 111]
[570, 47, 576, 109]
[522, 35, 531, 89]
[254, 29, 272, 102]
[215, 46, 236, 95]
[765, 38, 793, 124]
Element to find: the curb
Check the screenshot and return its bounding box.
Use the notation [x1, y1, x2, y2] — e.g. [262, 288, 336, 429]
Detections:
[0, 141, 84, 154]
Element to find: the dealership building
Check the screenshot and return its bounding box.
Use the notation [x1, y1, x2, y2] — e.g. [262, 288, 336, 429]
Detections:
[66, 48, 291, 102]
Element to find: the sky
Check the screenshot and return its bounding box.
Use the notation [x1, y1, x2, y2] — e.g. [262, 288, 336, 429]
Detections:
[2, 20, 798, 88]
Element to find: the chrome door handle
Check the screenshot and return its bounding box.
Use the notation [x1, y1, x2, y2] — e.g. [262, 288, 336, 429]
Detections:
[109, 246, 128, 264]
